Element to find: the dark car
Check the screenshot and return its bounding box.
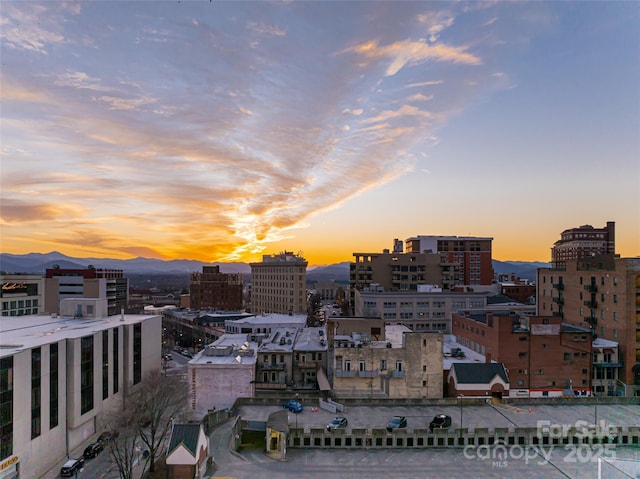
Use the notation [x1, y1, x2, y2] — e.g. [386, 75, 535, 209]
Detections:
[282, 400, 304, 413]
[429, 414, 452, 432]
[60, 458, 84, 477]
[83, 442, 103, 459]
[386, 416, 407, 432]
[326, 417, 348, 431]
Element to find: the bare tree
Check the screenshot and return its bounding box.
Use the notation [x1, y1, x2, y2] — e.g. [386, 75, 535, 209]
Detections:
[103, 407, 142, 479]
[134, 369, 189, 473]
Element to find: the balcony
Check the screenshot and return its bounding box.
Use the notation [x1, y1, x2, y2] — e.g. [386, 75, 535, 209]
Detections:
[552, 283, 565, 290]
[334, 370, 355, 378]
[391, 370, 405, 378]
[260, 363, 285, 370]
[584, 300, 598, 309]
[358, 370, 378, 378]
[254, 382, 286, 390]
[584, 284, 598, 293]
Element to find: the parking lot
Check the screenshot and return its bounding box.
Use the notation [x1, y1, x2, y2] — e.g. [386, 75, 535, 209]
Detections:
[236, 402, 640, 432]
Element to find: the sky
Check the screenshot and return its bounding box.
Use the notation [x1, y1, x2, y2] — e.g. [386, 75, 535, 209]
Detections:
[1, 1, 638, 266]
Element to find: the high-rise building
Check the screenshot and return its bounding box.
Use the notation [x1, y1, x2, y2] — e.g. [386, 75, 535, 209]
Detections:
[350, 236, 493, 313]
[250, 251, 307, 314]
[189, 266, 243, 310]
[44, 266, 128, 316]
[537, 254, 640, 396]
[551, 221, 616, 268]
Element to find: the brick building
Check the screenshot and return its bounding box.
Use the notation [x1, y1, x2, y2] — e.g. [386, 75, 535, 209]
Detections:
[44, 266, 128, 316]
[452, 311, 592, 398]
[189, 266, 243, 310]
[537, 254, 640, 396]
[551, 221, 615, 268]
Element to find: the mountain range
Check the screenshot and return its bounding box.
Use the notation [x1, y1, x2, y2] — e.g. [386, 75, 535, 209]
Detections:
[0, 252, 549, 283]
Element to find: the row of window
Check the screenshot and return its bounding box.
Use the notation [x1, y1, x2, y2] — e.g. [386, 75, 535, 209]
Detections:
[2, 299, 39, 310]
[336, 357, 404, 372]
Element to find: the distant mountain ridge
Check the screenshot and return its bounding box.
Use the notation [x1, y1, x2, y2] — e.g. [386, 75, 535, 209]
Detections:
[0, 252, 549, 283]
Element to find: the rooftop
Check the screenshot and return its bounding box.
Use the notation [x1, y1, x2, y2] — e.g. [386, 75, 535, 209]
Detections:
[0, 311, 157, 358]
[190, 333, 258, 366]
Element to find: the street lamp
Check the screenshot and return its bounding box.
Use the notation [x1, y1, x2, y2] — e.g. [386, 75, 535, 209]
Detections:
[458, 394, 464, 439]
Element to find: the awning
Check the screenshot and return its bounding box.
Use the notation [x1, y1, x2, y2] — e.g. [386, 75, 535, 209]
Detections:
[317, 367, 331, 391]
[603, 348, 615, 354]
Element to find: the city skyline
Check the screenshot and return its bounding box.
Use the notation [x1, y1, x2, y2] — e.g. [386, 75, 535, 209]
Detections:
[1, 2, 638, 266]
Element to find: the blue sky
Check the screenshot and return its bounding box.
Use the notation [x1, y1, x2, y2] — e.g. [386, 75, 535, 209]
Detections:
[1, 1, 638, 265]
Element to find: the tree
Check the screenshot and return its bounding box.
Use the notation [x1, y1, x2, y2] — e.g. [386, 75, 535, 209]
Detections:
[103, 408, 142, 479]
[134, 369, 189, 473]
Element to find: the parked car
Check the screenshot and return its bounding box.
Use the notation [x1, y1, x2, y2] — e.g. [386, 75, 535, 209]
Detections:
[326, 417, 348, 431]
[83, 442, 103, 459]
[282, 400, 304, 413]
[163, 353, 173, 361]
[386, 416, 407, 432]
[429, 414, 452, 432]
[60, 458, 84, 477]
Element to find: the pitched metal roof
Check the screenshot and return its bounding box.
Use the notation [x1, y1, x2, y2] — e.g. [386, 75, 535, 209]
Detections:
[451, 362, 509, 384]
[167, 423, 201, 457]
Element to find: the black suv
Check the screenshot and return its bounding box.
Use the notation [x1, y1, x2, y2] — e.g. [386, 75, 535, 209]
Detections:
[83, 442, 103, 459]
[60, 458, 84, 477]
[429, 414, 452, 432]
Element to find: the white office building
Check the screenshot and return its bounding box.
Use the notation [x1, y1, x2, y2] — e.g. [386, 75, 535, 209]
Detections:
[0, 298, 161, 479]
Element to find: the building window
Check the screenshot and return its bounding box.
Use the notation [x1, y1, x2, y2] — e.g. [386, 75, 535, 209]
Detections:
[613, 329, 618, 338]
[359, 360, 366, 372]
[31, 347, 41, 439]
[396, 361, 403, 372]
[344, 360, 351, 372]
[519, 352, 527, 358]
[335, 356, 343, 371]
[81, 336, 94, 415]
[103, 331, 109, 400]
[517, 379, 524, 386]
[113, 328, 119, 394]
[613, 294, 618, 304]
[50, 343, 59, 429]
[564, 353, 571, 362]
[133, 324, 142, 385]
[0, 357, 13, 461]
[534, 369, 544, 375]
[380, 359, 387, 371]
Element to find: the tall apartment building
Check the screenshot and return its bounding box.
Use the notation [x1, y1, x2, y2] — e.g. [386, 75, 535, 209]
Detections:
[44, 266, 128, 316]
[452, 311, 593, 398]
[1, 274, 43, 316]
[250, 251, 307, 314]
[0, 298, 161, 478]
[405, 235, 494, 286]
[551, 221, 616, 268]
[537, 254, 640, 396]
[189, 265, 243, 310]
[350, 236, 493, 313]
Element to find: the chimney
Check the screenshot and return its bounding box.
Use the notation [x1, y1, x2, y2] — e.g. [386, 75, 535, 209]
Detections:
[485, 353, 492, 364]
[120, 307, 125, 322]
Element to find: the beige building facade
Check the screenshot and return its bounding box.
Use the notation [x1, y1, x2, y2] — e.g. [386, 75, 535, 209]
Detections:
[250, 251, 307, 314]
[332, 325, 443, 399]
